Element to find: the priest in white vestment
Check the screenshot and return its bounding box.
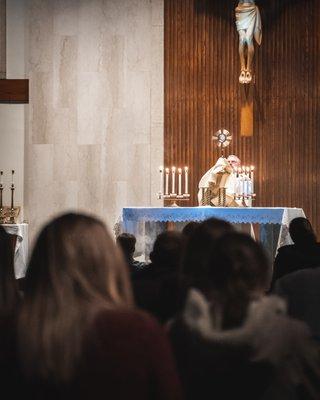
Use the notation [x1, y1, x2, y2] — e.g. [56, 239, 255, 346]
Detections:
[198, 155, 241, 206]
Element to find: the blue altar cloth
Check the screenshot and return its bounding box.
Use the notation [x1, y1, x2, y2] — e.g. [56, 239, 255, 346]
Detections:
[119, 207, 305, 260]
[123, 207, 292, 225]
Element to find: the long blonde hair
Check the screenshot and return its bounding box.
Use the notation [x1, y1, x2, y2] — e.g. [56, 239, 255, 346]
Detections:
[18, 213, 133, 382]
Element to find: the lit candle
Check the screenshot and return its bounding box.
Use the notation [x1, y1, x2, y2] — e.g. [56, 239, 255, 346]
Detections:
[171, 166, 176, 194]
[240, 170, 244, 195]
[159, 166, 164, 194]
[250, 166, 254, 193]
[178, 168, 182, 195]
[184, 166, 188, 194]
[11, 170, 14, 184]
[165, 168, 169, 195]
[0, 171, 3, 185]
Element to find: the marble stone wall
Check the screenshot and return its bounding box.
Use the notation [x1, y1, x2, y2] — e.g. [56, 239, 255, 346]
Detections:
[0, 0, 5, 78]
[0, 0, 25, 211]
[25, 0, 164, 242]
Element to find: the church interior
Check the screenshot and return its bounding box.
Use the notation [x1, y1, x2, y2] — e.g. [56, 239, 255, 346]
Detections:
[1, 1, 320, 399]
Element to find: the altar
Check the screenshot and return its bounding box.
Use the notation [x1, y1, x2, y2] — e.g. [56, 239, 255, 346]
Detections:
[119, 207, 305, 261]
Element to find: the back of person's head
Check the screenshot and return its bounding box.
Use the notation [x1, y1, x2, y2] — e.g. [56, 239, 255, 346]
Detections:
[182, 218, 234, 287]
[0, 226, 19, 316]
[19, 212, 133, 382]
[116, 233, 136, 262]
[206, 232, 271, 328]
[289, 217, 317, 246]
[181, 221, 200, 238]
[150, 231, 184, 270]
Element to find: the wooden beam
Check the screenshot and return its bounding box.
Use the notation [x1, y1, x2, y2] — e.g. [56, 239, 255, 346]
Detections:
[0, 79, 29, 103]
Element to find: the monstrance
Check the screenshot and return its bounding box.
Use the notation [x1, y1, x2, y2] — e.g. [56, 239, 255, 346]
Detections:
[212, 128, 232, 155]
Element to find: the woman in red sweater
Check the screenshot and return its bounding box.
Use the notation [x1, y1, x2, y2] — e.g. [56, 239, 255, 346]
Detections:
[1, 213, 181, 400]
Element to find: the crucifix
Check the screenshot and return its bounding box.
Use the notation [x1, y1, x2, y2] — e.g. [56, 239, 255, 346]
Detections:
[235, 0, 262, 137]
[235, 0, 262, 84]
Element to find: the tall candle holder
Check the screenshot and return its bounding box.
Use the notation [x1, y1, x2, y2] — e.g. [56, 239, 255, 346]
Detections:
[0, 171, 4, 224]
[9, 170, 16, 224]
[157, 165, 190, 207]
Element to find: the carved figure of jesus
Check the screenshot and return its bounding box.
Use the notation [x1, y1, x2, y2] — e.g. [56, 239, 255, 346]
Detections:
[235, 0, 262, 84]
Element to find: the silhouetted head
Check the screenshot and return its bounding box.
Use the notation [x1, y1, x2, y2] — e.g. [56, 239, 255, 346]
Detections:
[116, 233, 136, 262]
[182, 218, 234, 288]
[181, 221, 201, 239]
[206, 232, 271, 328]
[150, 231, 184, 270]
[0, 226, 19, 316]
[289, 217, 316, 246]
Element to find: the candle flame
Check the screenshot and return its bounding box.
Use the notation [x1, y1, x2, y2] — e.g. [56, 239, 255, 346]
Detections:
[165, 168, 170, 173]
[178, 168, 182, 173]
[250, 165, 255, 171]
[172, 166, 176, 172]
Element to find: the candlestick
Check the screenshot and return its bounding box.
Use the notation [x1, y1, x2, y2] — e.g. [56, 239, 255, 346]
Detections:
[178, 168, 182, 195]
[184, 166, 188, 194]
[171, 166, 176, 194]
[165, 168, 169, 195]
[159, 166, 164, 195]
[9, 176, 15, 223]
[250, 166, 254, 194]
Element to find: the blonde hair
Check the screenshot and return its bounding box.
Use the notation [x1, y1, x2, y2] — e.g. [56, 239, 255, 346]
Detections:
[18, 213, 133, 382]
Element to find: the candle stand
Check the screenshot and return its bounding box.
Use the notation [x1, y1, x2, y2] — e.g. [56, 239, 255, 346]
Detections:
[158, 193, 190, 207]
[234, 193, 256, 207]
[0, 184, 4, 224]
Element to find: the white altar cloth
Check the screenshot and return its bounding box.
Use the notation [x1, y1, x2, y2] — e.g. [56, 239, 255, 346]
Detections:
[2, 223, 28, 279]
[119, 207, 305, 261]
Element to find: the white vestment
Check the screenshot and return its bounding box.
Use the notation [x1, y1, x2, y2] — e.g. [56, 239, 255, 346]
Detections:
[198, 157, 238, 206]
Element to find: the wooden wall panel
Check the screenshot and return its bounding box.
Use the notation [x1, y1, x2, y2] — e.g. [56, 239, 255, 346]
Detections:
[164, 0, 320, 234]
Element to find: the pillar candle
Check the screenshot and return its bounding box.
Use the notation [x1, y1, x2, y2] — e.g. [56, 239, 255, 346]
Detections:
[165, 168, 169, 195]
[250, 166, 254, 193]
[159, 166, 164, 194]
[184, 167, 188, 194]
[172, 166, 176, 194]
[178, 168, 182, 195]
[245, 167, 250, 195]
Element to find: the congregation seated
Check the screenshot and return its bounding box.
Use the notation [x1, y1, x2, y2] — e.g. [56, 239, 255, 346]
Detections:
[116, 232, 146, 277]
[0, 213, 182, 400]
[169, 227, 320, 400]
[132, 231, 184, 324]
[271, 217, 320, 288]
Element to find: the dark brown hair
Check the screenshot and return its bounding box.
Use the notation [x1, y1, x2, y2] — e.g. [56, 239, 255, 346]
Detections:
[182, 218, 234, 289]
[18, 213, 133, 382]
[206, 233, 271, 329]
[116, 233, 136, 261]
[289, 217, 317, 246]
